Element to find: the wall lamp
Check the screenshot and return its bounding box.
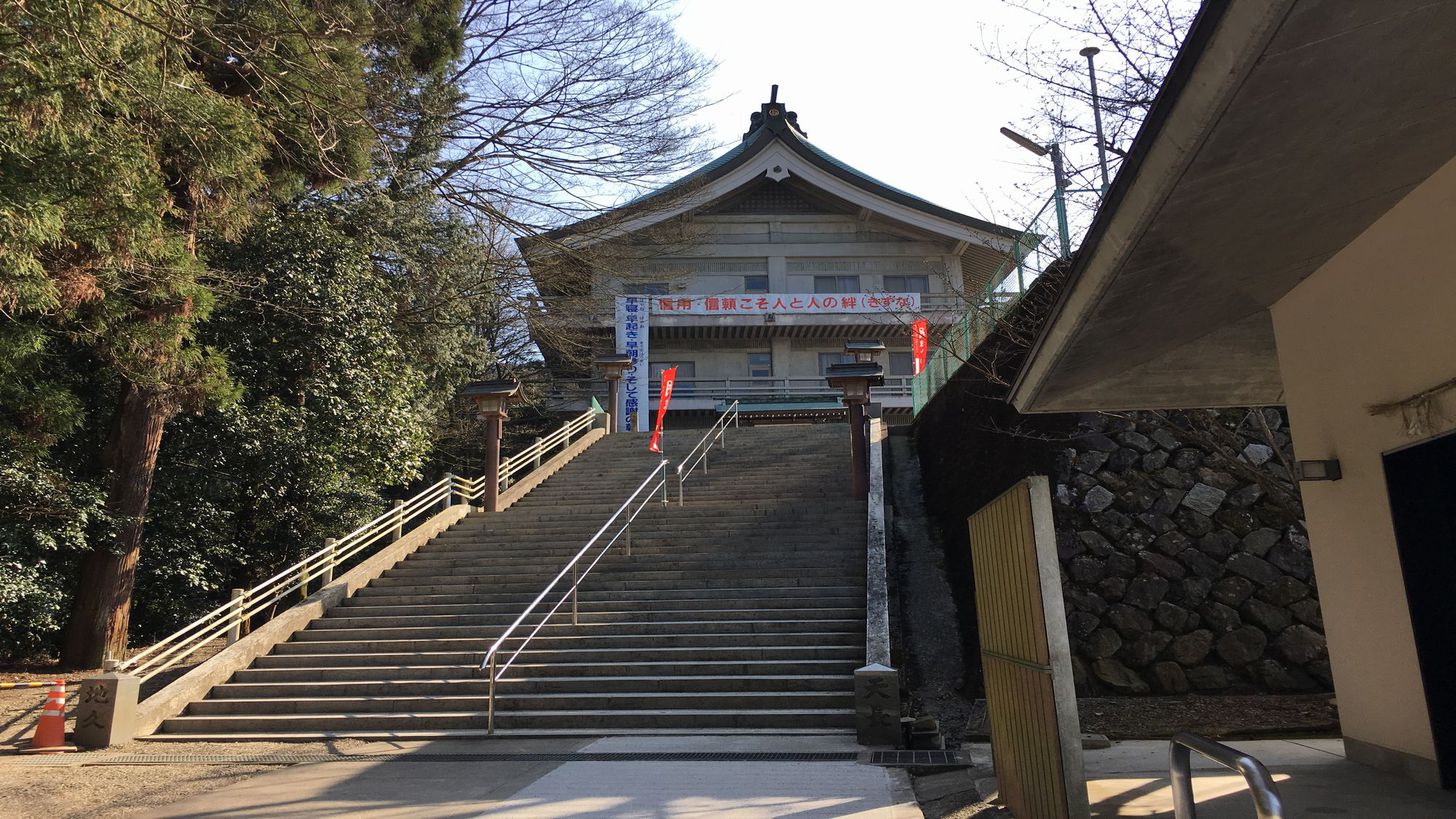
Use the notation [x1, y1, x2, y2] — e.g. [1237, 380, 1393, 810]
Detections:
[1296, 459, 1342, 482]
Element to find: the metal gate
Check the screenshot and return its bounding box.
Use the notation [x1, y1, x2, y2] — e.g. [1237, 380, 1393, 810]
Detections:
[968, 475, 1090, 819]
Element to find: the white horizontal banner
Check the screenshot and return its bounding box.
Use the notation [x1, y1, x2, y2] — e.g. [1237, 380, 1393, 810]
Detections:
[650, 292, 920, 315]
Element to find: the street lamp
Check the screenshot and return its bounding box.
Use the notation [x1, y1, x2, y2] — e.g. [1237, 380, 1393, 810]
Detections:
[1000, 126, 1071, 260]
[826, 361, 884, 499]
[844, 339, 886, 364]
[594, 353, 634, 433]
[461, 380, 520, 513]
[1080, 46, 1111, 193]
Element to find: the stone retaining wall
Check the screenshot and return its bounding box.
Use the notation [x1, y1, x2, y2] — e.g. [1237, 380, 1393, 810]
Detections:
[1049, 409, 1329, 696]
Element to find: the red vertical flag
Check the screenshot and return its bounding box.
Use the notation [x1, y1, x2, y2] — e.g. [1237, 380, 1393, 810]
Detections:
[911, 319, 929, 375]
[648, 366, 677, 454]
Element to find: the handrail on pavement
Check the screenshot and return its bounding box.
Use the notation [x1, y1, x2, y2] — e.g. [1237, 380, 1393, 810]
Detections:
[674, 399, 739, 505]
[1169, 732, 1285, 819]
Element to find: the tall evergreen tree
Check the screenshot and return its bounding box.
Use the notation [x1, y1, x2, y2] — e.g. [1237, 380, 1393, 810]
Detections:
[0, 0, 460, 666]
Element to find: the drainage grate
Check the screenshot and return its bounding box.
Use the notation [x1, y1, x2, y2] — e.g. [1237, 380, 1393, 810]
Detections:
[867, 750, 972, 767]
[26, 751, 864, 766]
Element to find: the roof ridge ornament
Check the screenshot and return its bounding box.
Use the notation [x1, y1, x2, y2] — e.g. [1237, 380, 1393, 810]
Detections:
[743, 83, 807, 142]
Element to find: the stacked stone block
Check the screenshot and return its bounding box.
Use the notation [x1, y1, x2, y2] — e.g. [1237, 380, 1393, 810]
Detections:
[1052, 410, 1331, 695]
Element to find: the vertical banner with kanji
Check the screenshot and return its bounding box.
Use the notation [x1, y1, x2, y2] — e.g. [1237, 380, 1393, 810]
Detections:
[614, 296, 650, 431]
[911, 319, 929, 375]
[648, 366, 676, 454]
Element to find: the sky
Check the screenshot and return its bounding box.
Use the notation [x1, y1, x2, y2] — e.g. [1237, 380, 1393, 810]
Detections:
[670, 0, 1110, 232]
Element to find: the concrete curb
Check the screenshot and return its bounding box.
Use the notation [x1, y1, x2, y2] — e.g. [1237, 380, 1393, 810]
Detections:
[133, 428, 606, 737]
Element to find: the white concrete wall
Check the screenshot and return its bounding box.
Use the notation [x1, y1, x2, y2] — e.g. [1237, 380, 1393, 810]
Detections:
[1270, 152, 1456, 781]
[650, 339, 916, 382]
[605, 215, 962, 297]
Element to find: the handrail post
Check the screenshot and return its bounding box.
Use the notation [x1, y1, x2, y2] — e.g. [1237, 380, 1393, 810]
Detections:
[442, 472, 455, 513]
[1169, 732, 1285, 819]
[391, 500, 404, 541]
[487, 653, 497, 735]
[571, 564, 580, 626]
[661, 460, 668, 505]
[625, 523, 632, 557]
[322, 538, 337, 585]
[225, 588, 244, 645]
[1171, 742, 1195, 819]
[298, 558, 310, 601]
[533, 437, 544, 470]
[677, 466, 684, 506]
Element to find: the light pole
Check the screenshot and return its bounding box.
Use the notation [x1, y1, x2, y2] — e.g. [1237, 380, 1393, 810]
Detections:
[461, 380, 520, 513]
[826, 361, 883, 499]
[594, 353, 633, 433]
[1080, 46, 1111, 193]
[1000, 126, 1071, 260]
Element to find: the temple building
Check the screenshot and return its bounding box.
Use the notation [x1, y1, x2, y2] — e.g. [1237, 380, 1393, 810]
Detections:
[519, 89, 1022, 425]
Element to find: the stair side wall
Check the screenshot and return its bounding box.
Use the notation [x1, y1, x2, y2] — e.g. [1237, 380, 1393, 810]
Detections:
[134, 427, 605, 736]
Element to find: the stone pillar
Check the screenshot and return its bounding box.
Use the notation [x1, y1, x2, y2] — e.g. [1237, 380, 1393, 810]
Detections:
[74, 673, 140, 749]
[854, 663, 901, 746]
[482, 414, 504, 512]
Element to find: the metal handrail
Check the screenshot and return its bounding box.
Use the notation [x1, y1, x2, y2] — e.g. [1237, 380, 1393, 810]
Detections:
[1170, 732, 1285, 819]
[479, 458, 671, 733]
[119, 407, 602, 684]
[674, 400, 739, 505]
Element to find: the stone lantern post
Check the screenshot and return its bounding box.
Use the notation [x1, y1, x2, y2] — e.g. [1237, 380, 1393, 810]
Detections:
[461, 380, 520, 512]
[594, 353, 634, 433]
[826, 361, 884, 499]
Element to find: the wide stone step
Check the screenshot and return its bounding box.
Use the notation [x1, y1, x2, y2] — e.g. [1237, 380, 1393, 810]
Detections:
[429, 523, 860, 541]
[275, 630, 862, 655]
[366, 568, 861, 585]
[314, 607, 866, 629]
[386, 555, 863, 576]
[407, 541, 860, 561]
[298, 618, 866, 642]
[339, 591, 861, 612]
[232, 658, 859, 683]
[253, 644, 863, 668]
[188, 689, 853, 716]
[398, 546, 861, 569]
[211, 674, 853, 699]
[161, 707, 855, 734]
[350, 583, 866, 604]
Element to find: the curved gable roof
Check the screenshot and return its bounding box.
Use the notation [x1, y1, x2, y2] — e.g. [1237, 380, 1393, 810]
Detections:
[521, 95, 1019, 249]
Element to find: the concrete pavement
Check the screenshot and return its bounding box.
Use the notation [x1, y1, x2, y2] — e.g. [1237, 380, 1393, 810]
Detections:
[1071, 738, 1456, 817]
[144, 735, 922, 818]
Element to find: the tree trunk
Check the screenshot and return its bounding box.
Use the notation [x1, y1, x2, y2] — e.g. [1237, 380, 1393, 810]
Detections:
[61, 384, 175, 669]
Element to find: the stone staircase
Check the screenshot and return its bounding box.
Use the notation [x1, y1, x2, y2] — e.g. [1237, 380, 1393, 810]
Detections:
[151, 423, 866, 739]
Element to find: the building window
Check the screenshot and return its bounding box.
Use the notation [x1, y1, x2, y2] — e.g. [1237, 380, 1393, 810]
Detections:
[889, 352, 915, 376]
[883, 275, 930, 293]
[651, 361, 695, 395]
[748, 352, 773, 378]
[818, 352, 855, 374]
[651, 361, 695, 380]
[813, 275, 860, 294]
[625, 282, 670, 295]
[744, 275, 770, 293]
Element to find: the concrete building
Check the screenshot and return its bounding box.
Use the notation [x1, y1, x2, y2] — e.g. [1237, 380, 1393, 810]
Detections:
[520, 90, 1021, 422]
[1009, 0, 1456, 788]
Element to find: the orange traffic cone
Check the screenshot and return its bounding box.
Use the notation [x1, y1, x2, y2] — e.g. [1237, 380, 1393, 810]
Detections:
[21, 680, 72, 754]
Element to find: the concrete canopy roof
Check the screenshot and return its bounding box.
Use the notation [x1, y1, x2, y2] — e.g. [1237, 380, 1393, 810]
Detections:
[1011, 0, 1456, 413]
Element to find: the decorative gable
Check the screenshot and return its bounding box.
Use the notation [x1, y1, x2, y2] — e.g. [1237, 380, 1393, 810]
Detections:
[703, 178, 851, 216]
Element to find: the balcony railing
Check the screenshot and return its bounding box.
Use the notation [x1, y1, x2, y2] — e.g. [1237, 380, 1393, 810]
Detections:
[647, 377, 912, 400]
[583, 291, 968, 325]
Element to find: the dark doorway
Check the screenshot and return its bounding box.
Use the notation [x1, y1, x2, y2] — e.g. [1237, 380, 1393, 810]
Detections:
[1385, 431, 1456, 789]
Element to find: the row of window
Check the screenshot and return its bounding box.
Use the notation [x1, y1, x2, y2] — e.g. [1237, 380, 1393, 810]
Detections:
[648, 351, 915, 380]
[624, 274, 931, 296]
